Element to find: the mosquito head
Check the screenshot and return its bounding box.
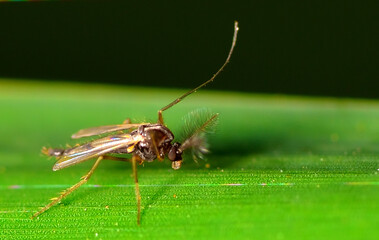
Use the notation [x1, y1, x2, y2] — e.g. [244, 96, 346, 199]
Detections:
[168, 142, 183, 170]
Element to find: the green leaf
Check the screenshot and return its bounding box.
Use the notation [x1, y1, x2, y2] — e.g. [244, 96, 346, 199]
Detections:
[0, 80, 378, 239]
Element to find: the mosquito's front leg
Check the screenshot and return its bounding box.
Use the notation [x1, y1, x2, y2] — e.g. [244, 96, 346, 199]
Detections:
[31, 156, 103, 219]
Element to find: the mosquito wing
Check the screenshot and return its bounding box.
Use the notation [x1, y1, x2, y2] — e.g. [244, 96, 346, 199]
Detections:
[53, 133, 143, 171]
[71, 123, 149, 139]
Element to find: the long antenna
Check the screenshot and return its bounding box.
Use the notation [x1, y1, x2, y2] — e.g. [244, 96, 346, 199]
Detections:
[158, 21, 239, 124]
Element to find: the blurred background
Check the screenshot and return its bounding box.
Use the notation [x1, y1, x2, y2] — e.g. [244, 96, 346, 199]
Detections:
[0, 0, 378, 99]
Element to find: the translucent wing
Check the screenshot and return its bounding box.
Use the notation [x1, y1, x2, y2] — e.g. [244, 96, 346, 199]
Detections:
[71, 123, 148, 139]
[53, 133, 143, 171]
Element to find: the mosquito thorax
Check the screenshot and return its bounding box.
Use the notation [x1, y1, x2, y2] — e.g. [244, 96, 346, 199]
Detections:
[133, 124, 175, 162]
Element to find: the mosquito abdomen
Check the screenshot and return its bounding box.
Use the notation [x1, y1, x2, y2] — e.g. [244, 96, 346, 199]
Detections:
[41, 147, 65, 157]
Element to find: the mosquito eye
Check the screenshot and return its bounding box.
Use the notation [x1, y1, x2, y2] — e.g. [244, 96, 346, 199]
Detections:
[168, 147, 177, 161]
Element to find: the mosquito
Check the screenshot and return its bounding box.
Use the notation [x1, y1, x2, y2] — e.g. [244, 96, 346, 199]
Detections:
[32, 21, 239, 224]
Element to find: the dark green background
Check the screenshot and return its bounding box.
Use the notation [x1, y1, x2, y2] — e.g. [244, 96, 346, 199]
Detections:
[0, 0, 378, 98]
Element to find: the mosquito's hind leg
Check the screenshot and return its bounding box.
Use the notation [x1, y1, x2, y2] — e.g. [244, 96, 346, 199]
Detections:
[119, 118, 133, 134]
[132, 155, 142, 225]
[123, 118, 131, 124]
[31, 156, 103, 219]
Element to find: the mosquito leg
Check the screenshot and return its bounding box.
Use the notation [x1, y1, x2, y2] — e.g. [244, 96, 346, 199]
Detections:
[103, 154, 142, 224]
[118, 119, 133, 134]
[31, 156, 103, 219]
[158, 110, 164, 125]
[151, 132, 164, 161]
[107, 154, 142, 224]
[132, 155, 141, 225]
[122, 118, 131, 124]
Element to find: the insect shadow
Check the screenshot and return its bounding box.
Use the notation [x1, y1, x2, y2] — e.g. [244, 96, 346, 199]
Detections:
[139, 173, 179, 220]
